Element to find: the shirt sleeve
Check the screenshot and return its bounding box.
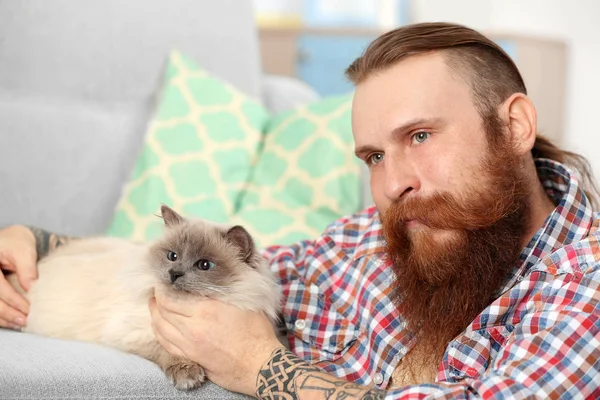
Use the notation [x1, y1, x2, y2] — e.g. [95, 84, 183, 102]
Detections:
[261, 240, 316, 305]
[382, 264, 600, 399]
[259, 206, 378, 307]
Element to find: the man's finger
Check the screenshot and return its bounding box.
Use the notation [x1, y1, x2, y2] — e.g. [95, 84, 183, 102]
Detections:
[0, 276, 30, 315]
[0, 251, 37, 292]
[149, 296, 190, 343]
[0, 252, 16, 272]
[0, 317, 17, 330]
[12, 251, 38, 292]
[151, 318, 186, 359]
[153, 289, 196, 318]
[0, 300, 26, 328]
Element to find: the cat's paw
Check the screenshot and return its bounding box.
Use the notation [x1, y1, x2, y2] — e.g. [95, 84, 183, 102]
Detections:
[165, 361, 206, 390]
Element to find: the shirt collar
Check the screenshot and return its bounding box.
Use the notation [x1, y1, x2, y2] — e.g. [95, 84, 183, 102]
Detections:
[501, 158, 596, 291]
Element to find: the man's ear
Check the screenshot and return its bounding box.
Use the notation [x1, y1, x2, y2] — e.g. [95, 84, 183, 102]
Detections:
[160, 204, 185, 227]
[499, 93, 537, 155]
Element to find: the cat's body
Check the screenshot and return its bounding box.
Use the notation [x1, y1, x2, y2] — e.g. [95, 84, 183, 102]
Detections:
[13, 237, 164, 357]
[8, 206, 281, 390]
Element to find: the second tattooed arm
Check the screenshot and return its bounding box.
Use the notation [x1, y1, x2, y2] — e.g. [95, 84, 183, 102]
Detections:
[256, 348, 386, 400]
[25, 226, 75, 261]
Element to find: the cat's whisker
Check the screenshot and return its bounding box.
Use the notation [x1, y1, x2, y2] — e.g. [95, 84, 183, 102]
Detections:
[188, 283, 228, 295]
[205, 286, 227, 295]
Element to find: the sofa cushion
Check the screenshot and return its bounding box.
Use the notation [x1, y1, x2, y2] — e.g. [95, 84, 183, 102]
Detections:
[0, 0, 262, 235]
[107, 52, 361, 248]
[107, 55, 362, 249]
[106, 51, 269, 241]
[0, 0, 261, 102]
[231, 94, 362, 248]
[0, 329, 253, 399]
[0, 92, 151, 235]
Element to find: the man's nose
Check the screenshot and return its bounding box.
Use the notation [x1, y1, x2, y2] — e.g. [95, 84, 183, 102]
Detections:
[384, 158, 420, 201]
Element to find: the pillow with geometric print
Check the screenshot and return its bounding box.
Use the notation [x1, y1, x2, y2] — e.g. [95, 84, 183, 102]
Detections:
[107, 50, 362, 248]
[229, 93, 362, 248]
[106, 50, 269, 241]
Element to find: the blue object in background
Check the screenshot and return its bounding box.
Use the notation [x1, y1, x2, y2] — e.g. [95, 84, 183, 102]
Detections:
[297, 0, 411, 96]
[303, 0, 378, 28]
[494, 39, 518, 61]
[296, 34, 375, 97]
[302, 0, 410, 28]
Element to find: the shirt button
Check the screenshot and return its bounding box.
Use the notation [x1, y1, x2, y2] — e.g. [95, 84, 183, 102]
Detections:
[373, 372, 384, 385]
[393, 354, 401, 363]
[294, 319, 306, 331]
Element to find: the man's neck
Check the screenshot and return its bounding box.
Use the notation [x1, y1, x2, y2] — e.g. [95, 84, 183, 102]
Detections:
[522, 183, 556, 248]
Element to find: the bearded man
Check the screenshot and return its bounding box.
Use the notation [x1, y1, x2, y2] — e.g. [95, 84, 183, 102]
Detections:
[1, 22, 599, 399]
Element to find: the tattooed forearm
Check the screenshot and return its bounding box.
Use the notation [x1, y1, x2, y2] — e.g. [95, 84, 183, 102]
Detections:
[256, 347, 320, 399]
[25, 226, 74, 261]
[296, 375, 386, 400]
[256, 348, 386, 400]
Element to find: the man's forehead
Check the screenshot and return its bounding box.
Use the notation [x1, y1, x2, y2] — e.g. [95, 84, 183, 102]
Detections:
[353, 53, 456, 104]
[351, 54, 474, 134]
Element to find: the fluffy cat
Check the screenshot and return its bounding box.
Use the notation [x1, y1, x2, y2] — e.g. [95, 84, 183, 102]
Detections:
[8, 205, 281, 390]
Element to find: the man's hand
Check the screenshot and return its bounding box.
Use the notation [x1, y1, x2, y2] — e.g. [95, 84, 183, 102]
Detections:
[0, 225, 38, 329]
[149, 290, 284, 396]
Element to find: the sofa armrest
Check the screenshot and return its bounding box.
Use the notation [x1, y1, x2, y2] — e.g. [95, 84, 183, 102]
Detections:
[260, 74, 321, 114]
[0, 329, 253, 399]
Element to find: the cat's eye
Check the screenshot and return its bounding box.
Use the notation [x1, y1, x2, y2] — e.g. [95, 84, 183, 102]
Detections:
[195, 259, 215, 271]
[167, 251, 178, 261]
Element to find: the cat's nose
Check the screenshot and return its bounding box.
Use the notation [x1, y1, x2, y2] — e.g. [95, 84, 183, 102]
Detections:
[169, 269, 184, 283]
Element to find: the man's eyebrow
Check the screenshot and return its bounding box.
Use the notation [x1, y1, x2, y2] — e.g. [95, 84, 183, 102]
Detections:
[354, 117, 444, 157]
[354, 145, 378, 158]
[390, 117, 444, 137]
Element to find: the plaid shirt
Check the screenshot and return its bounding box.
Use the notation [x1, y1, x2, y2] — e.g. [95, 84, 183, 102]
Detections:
[261, 159, 600, 399]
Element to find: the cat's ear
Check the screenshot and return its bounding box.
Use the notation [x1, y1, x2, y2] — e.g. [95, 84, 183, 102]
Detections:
[160, 205, 184, 227]
[225, 225, 254, 264]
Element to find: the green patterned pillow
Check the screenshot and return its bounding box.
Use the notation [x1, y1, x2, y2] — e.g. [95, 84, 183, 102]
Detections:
[106, 50, 269, 241]
[230, 94, 362, 248]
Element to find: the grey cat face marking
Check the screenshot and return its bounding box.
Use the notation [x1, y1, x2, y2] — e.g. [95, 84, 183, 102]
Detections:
[147, 206, 260, 297]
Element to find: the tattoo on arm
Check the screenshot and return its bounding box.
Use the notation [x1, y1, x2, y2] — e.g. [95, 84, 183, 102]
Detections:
[256, 348, 386, 400]
[25, 226, 74, 261]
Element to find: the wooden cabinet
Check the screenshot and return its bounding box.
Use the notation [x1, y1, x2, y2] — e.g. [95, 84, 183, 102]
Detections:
[259, 27, 379, 95]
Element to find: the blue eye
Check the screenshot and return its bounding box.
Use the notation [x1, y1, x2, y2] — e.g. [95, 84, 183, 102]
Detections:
[167, 251, 178, 261]
[368, 153, 384, 165]
[195, 259, 216, 271]
[412, 131, 430, 144]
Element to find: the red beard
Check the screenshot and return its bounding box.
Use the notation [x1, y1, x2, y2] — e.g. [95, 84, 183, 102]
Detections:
[382, 134, 530, 361]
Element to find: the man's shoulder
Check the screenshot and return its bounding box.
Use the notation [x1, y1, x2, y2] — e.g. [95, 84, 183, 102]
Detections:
[532, 211, 600, 277]
[320, 205, 386, 257]
[259, 206, 385, 260]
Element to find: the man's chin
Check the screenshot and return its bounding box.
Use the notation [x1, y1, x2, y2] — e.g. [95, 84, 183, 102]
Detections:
[407, 224, 462, 244]
[405, 219, 423, 230]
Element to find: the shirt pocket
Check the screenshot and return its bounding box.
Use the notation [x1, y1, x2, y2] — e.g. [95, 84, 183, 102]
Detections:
[286, 282, 361, 363]
[446, 325, 513, 381]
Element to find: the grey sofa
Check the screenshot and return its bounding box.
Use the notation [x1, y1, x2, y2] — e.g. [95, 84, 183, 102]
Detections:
[0, 1, 319, 398]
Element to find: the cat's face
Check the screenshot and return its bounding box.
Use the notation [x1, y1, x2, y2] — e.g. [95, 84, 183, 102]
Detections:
[147, 206, 260, 297]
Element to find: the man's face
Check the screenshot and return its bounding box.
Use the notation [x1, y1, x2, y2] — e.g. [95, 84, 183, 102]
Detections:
[352, 52, 489, 218]
[352, 52, 531, 362]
